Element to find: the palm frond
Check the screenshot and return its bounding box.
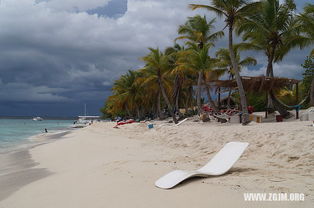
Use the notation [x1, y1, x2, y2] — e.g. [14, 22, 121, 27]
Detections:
[189, 4, 226, 17]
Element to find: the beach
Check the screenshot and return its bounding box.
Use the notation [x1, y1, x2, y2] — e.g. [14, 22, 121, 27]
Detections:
[0, 120, 313, 207]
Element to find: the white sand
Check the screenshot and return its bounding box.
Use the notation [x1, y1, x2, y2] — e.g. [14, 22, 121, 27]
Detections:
[0, 120, 313, 208]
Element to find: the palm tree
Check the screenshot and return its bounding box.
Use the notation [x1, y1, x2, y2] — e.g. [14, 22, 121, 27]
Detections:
[176, 15, 224, 114]
[176, 15, 224, 49]
[176, 43, 219, 113]
[237, 0, 307, 77]
[190, 0, 260, 125]
[216, 45, 257, 108]
[237, 0, 308, 117]
[165, 44, 187, 115]
[135, 68, 163, 119]
[299, 4, 314, 105]
[142, 48, 178, 123]
[106, 70, 145, 118]
[298, 3, 314, 56]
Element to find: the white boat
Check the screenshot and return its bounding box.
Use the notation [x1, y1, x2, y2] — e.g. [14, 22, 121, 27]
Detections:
[71, 104, 100, 128]
[32, 117, 43, 121]
[72, 116, 100, 128]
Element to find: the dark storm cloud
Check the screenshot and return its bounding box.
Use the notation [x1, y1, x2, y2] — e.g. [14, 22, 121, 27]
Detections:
[88, 0, 128, 18]
[0, 0, 209, 116]
[0, 0, 312, 117]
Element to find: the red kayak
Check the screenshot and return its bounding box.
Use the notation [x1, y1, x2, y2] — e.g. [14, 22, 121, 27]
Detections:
[114, 119, 135, 128]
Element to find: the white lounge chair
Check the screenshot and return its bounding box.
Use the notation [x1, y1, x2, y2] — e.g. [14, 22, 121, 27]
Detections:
[155, 142, 249, 189]
[175, 118, 188, 126]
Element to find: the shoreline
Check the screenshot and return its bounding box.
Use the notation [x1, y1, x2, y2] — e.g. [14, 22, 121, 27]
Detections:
[0, 125, 74, 154]
[0, 128, 74, 201]
[0, 121, 313, 207]
[0, 149, 51, 201]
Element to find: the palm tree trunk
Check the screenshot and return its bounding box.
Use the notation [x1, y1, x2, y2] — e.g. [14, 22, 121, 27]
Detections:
[125, 106, 132, 117]
[172, 74, 182, 115]
[205, 85, 218, 112]
[310, 77, 314, 106]
[267, 50, 291, 118]
[136, 108, 140, 119]
[158, 76, 178, 124]
[175, 90, 180, 115]
[227, 89, 232, 108]
[266, 52, 274, 77]
[197, 71, 203, 114]
[228, 26, 250, 125]
[266, 54, 275, 113]
[227, 73, 233, 108]
[157, 90, 162, 119]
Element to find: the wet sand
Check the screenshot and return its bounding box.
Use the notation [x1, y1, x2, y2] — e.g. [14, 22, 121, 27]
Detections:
[0, 150, 50, 201]
[0, 130, 73, 201]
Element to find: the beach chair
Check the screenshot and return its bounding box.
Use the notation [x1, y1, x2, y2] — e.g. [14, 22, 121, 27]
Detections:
[175, 118, 188, 126]
[155, 142, 249, 189]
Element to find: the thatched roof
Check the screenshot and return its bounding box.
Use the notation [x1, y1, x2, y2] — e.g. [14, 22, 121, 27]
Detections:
[209, 76, 299, 92]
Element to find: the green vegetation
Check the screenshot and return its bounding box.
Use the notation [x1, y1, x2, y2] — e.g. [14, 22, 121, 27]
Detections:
[301, 55, 314, 105]
[101, 0, 314, 122]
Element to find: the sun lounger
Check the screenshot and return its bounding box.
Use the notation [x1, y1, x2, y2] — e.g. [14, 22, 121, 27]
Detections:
[175, 118, 188, 126]
[155, 142, 249, 189]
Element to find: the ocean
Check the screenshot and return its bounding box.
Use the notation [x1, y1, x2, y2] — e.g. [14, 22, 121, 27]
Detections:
[0, 119, 74, 152]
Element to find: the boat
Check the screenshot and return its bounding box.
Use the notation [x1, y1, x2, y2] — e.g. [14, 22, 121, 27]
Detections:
[32, 117, 43, 121]
[72, 116, 100, 128]
[71, 104, 100, 128]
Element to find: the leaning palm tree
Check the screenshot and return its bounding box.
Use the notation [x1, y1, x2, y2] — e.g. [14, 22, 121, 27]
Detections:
[237, 0, 309, 117]
[216, 45, 257, 108]
[190, 0, 260, 125]
[142, 48, 178, 123]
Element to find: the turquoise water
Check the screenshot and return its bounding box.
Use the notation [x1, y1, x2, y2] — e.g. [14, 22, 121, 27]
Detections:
[0, 119, 73, 151]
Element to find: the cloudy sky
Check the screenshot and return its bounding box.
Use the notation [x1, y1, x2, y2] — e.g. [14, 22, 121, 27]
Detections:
[0, 0, 311, 117]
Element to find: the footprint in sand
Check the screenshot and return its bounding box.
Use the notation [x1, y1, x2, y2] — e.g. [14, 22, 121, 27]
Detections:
[287, 156, 300, 162]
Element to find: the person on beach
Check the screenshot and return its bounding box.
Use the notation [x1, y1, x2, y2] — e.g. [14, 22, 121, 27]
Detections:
[45, 128, 48, 133]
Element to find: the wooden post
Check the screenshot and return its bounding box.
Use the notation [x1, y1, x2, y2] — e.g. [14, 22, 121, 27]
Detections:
[296, 83, 299, 119]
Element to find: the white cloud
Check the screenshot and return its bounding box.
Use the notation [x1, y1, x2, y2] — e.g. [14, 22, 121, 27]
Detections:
[241, 63, 304, 79]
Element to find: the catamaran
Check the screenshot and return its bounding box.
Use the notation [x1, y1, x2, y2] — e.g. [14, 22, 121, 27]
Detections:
[72, 104, 100, 128]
